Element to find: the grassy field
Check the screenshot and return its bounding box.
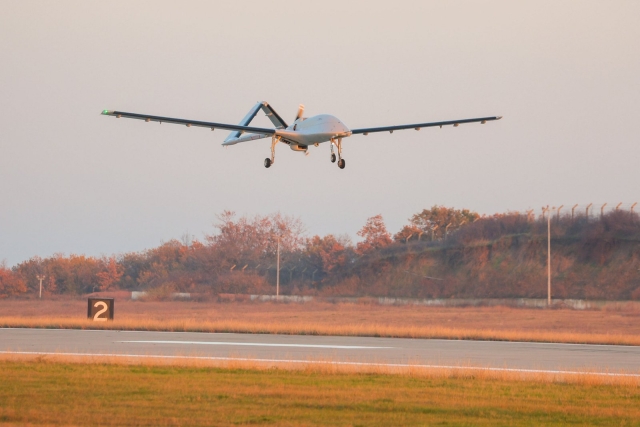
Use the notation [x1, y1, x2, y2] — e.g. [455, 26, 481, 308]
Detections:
[2, 299, 640, 345]
[0, 360, 639, 426]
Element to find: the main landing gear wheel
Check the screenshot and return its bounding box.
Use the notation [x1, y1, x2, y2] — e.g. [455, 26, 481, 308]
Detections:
[331, 153, 336, 163]
[264, 158, 272, 168]
[338, 158, 346, 169]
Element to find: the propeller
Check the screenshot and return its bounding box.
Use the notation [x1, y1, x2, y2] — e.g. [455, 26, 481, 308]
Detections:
[294, 104, 304, 122]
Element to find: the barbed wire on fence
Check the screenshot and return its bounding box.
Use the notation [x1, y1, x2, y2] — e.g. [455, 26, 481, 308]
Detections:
[515, 202, 638, 222]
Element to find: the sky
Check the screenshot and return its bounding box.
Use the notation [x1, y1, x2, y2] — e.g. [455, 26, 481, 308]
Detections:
[1, 1, 639, 266]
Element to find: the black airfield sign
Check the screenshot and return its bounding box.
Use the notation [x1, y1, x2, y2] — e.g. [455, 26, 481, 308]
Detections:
[87, 298, 114, 321]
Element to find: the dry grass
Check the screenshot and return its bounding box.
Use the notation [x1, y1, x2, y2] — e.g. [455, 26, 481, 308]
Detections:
[1, 351, 639, 387]
[1, 359, 639, 426]
[2, 299, 640, 345]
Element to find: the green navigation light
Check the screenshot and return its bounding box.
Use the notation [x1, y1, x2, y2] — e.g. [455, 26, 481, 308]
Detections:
[102, 110, 109, 115]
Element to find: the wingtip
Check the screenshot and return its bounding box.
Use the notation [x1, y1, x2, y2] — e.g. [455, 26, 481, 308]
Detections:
[496, 116, 503, 120]
[101, 110, 113, 115]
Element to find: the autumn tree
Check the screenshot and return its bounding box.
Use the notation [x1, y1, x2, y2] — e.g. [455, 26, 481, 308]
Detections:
[0, 264, 27, 298]
[304, 234, 353, 280]
[393, 224, 422, 243]
[46, 254, 102, 294]
[407, 205, 479, 240]
[207, 211, 306, 266]
[96, 256, 124, 291]
[356, 215, 393, 254]
[133, 240, 199, 292]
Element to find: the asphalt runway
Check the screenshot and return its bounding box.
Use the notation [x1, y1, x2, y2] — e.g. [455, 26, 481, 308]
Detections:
[2, 328, 640, 375]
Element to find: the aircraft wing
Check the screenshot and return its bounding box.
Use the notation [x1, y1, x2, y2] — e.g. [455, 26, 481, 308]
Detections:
[101, 110, 276, 135]
[351, 116, 502, 135]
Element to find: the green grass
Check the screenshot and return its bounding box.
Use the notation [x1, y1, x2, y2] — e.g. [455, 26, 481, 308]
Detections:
[1, 361, 639, 426]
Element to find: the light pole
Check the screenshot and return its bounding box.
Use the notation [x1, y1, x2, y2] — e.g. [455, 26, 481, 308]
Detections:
[543, 206, 555, 307]
[547, 207, 552, 307]
[36, 275, 46, 299]
[276, 234, 280, 299]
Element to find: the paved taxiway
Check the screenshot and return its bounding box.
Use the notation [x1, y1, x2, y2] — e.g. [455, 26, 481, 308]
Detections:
[2, 328, 640, 374]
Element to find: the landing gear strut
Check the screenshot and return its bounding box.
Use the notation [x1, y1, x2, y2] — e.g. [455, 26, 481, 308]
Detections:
[331, 138, 346, 169]
[264, 135, 280, 168]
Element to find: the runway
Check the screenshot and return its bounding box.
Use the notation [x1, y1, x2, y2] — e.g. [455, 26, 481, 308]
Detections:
[2, 328, 640, 375]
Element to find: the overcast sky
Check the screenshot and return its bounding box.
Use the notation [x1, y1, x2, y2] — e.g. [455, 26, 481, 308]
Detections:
[1, 1, 639, 266]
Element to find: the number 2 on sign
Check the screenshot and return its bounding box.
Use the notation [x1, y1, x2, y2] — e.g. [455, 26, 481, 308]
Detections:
[93, 301, 108, 321]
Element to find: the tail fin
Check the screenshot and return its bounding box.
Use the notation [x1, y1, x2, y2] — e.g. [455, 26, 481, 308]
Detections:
[224, 102, 288, 144]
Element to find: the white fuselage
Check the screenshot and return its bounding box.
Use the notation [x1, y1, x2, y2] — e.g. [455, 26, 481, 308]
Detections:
[275, 114, 351, 150]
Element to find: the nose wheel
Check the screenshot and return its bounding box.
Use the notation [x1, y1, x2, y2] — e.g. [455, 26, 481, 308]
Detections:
[264, 158, 272, 168]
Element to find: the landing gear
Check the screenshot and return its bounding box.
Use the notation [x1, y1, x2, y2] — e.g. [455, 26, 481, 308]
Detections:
[331, 138, 346, 169]
[264, 135, 280, 169]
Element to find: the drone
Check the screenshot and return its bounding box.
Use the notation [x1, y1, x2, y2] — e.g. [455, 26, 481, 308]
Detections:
[102, 102, 501, 169]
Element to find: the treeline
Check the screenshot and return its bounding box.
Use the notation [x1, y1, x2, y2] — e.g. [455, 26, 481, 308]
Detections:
[2, 207, 640, 300]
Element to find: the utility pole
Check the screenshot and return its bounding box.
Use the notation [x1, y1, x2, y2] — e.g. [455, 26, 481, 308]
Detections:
[36, 275, 46, 299]
[276, 235, 280, 299]
[543, 206, 554, 307]
[548, 207, 552, 307]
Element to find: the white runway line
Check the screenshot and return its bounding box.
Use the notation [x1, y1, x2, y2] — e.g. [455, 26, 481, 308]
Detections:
[1, 350, 639, 377]
[3, 328, 639, 350]
[117, 340, 392, 349]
